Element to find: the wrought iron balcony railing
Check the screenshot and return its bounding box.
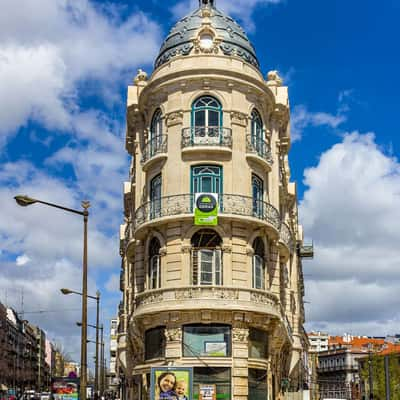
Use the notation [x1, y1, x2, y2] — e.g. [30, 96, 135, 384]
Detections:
[134, 193, 281, 231]
[141, 134, 168, 164]
[181, 126, 232, 148]
[279, 222, 295, 253]
[246, 135, 273, 164]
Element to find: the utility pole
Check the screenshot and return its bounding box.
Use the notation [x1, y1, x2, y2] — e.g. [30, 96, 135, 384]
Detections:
[384, 355, 390, 400]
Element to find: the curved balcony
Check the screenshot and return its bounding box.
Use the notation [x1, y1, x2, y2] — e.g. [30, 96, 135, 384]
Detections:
[181, 127, 232, 156]
[133, 286, 281, 319]
[279, 222, 295, 255]
[134, 193, 281, 235]
[141, 135, 168, 171]
[246, 135, 273, 170]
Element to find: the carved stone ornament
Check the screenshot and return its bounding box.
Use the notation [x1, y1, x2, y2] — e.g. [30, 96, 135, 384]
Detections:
[230, 111, 248, 127]
[266, 70, 283, 87]
[166, 111, 184, 127]
[181, 244, 192, 254]
[134, 69, 148, 85]
[193, 35, 222, 55]
[221, 244, 232, 253]
[165, 327, 182, 342]
[232, 328, 249, 343]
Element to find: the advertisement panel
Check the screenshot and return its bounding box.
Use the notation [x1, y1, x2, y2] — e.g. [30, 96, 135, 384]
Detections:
[194, 193, 218, 226]
[151, 367, 193, 400]
[51, 378, 79, 400]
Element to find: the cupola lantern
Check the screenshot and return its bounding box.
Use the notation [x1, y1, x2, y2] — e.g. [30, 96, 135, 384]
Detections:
[199, 0, 215, 7]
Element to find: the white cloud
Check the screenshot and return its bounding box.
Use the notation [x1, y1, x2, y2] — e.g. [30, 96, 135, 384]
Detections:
[291, 105, 346, 142]
[16, 254, 31, 267]
[0, 0, 161, 145]
[171, 0, 283, 32]
[300, 132, 400, 335]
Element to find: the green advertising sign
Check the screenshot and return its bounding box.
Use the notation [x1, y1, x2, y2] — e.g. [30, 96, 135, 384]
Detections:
[194, 193, 218, 226]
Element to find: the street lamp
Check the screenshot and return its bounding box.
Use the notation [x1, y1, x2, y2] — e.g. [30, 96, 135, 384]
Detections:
[14, 194, 90, 400]
[62, 288, 101, 396]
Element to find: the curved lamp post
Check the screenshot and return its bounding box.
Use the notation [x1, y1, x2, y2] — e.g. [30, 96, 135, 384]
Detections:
[62, 289, 101, 396]
[14, 195, 90, 400]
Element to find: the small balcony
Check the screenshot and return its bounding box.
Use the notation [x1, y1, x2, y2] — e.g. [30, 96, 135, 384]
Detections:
[181, 126, 232, 156]
[141, 134, 168, 171]
[134, 193, 281, 236]
[246, 135, 273, 170]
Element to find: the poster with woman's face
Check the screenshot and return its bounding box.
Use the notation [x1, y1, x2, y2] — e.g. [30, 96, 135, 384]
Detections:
[151, 367, 193, 400]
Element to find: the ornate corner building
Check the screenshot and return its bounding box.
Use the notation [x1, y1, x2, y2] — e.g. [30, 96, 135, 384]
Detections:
[117, 1, 311, 399]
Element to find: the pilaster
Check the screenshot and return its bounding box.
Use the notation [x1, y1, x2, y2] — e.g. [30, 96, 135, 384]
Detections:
[232, 326, 249, 400]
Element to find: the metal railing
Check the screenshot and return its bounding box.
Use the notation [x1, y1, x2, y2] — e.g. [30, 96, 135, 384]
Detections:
[280, 222, 295, 253]
[181, 126, 232, 148]
[134, 193, 281, 231]
[246, 135, 273, 164]
[141, 134, 168, 164]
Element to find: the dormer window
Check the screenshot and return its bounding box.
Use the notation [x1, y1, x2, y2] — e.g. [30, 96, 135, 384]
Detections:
[199, 33, 214, 50]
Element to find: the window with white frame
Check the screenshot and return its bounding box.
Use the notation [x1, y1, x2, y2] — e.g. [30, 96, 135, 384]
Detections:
[191, 229, 222, 285]
[252, 237, 265, 289]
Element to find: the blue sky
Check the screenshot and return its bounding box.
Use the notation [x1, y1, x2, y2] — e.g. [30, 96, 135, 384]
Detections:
[1, 0, 400, 364]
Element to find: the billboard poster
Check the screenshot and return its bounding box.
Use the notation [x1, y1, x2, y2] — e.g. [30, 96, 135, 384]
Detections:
[151, 367, 193, 400]
[51, 377, 79, 400]
[194, 193, 218, 226]
[199, 384, 216, 400]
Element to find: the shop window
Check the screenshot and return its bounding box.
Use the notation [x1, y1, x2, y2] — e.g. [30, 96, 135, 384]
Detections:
[183, 324, 231, 357]
[191, 230, 222, 286]
[145, 327, 165, 360]
[248, 328, 268, 359]
[193, 367, 231, 400]
[249, 369, 267, 400]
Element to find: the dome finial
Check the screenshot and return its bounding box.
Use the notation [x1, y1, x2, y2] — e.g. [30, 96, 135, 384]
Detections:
[199, 0, 215, 8]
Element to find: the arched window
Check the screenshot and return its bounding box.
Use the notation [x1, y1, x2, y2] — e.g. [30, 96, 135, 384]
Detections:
[252, 237, 265, 289]
[148, 237, 161, 289]
[252, 174, 263, 218]
[191, 165, 222, 194]
[191, 229, 222, 285]
[251, 109, 263, 141]
[150, 174, 162, 219]
[191, 96, 222, 144]
[149, 109, 163, 156]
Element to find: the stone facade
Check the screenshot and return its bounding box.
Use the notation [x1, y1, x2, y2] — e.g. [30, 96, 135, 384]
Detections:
[118, 1, 308, 400]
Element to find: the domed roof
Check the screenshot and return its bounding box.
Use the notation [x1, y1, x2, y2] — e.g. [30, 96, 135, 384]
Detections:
[155, 0, 260, 70]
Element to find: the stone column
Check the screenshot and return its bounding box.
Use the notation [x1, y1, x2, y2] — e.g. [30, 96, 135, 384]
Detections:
[232, 327, 249, 400]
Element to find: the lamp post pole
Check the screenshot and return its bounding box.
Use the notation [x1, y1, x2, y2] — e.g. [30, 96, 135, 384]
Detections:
[14, 195, 90, 400]
[95, 291, 100, 397]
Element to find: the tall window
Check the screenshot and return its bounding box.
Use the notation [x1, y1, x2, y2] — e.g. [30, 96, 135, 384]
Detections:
[150, 174, 162, 219]
[191, 165, 222, 194]
[191, 230, 222, 285]
[252, 237, 265, 289]
[248, 369, 268, 400]
[251, 109, 263, 142]
[249, 328, 268, 359]
[148, 237, 161, 289]
[251, 109, 266, 156]
[150, 109, 163, 155]
[145, 326, 165, 359]
[191, 96, 222, 144]
[252, 174, 263, 218]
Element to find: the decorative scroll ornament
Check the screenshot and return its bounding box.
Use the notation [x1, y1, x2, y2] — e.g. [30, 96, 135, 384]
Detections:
[230, 111, 248, 127]
[166, 111, 184, 127]
[166, 327, 182, 342]
[232, 328, 249, 343]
